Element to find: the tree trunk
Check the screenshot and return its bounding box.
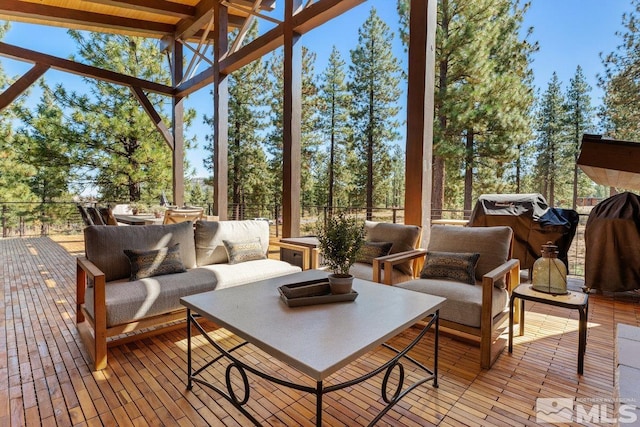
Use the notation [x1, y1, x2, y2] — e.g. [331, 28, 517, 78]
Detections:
[328, 97, 335, 211]
[463, 130, 474, 214]
[432, 156, 445, 220]
[366, 83, 374, 221]
[232, 123, 241, 220]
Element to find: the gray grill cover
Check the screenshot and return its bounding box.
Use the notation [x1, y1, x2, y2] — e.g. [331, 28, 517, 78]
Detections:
[468, 193, 579, 270]
[585, 192, 640, 292]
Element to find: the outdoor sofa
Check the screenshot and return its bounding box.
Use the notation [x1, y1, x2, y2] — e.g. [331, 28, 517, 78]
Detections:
[76, 219, 304, 370]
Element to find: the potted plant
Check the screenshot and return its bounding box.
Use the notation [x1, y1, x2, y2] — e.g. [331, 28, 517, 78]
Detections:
[316, 213, 365, 294]
[150, 205, 165, 218]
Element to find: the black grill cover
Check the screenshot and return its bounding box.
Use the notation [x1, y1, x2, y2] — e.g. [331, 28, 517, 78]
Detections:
[585, 192, 640, 292]
[468, 194, 579, 270]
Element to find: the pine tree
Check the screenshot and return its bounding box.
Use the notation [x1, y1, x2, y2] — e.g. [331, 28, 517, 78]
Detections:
[565, 65, 595, 209]
[204, 23, 271, 219]
[317, 46, 352, 211]
[51, 32, 194, 203]
[600, 0, 640, 141]
[349, 7, 402, 219]
[535, 73, 569, 206]
[398, 0, 536, 213]
[264, 47, 321, 212]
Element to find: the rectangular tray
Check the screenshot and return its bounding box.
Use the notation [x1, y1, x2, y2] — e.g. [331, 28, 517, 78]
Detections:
[278, 279, 358, 307]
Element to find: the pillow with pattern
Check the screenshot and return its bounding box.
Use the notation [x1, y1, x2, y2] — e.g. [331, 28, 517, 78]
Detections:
[420, 251, 480, 285]
[124, 243, 186, 280]
[223, 238, 266, 264]
[356, 241, 393, 264]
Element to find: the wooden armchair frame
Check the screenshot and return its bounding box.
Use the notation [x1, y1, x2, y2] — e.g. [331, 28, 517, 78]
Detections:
[163, 208, 204, 224]
[386, 237, 521, 369]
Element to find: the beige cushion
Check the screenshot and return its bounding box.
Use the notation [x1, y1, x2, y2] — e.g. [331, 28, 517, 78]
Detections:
[195, 220, 269, 266]
[223, 238, 267, 264]
[194, 259, 301, 290]
[364, 221, 421, 275]
[428, 225, 512, 287]
[84, 222, 197, 282]
[396, 278, 509, 328]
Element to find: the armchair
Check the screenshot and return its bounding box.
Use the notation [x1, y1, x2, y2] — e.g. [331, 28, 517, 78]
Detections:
[393, 225, 520, 369]
[163, 207, 204, 224]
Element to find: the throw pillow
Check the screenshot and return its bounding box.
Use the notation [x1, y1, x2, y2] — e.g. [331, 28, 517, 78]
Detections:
[420, 251, 480, 286]
[223, 238, 266, 264]
[356, 241, 393, 264]
[124, 243, 186, 280]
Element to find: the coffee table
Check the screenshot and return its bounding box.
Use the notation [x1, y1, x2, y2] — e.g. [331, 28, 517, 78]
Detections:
[180, 269, 445, 426]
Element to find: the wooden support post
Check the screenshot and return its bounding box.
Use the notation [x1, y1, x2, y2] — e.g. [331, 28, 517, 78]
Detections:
[172, 41, 185, 207]
[405, 0, 437, 248]
[282, 0, 302, 237]
[213, 2, 229, 219]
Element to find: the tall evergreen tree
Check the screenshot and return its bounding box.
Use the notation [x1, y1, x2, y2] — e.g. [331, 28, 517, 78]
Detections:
[318, 46, 352, 210]
[204, 23, 270, 219]
[565, 65, 595, 209]
[535, 73, 569, 206]
[51, 32, 194, 203]
[265, 47, 321, 211]
[398, 0, 536, 213]
[349, 7, 402, 219]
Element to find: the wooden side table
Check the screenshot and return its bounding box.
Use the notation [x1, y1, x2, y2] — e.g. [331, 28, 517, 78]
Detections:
[508, 284, 589, 374]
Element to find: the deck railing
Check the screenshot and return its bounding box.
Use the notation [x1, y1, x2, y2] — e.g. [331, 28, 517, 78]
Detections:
[0, 201, 588, 277]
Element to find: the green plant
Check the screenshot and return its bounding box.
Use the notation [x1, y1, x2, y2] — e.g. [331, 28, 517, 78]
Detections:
[316, 213, 365, 275]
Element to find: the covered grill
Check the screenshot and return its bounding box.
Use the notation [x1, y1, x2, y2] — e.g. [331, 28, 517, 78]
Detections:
[585, 192, 640, 292]
[468, 194, 579, 271]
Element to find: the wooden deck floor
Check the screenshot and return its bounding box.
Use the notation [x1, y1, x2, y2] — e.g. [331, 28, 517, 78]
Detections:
[1, 235, 639, 426]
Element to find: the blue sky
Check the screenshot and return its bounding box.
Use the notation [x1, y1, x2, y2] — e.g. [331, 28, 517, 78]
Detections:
[1, 0, 634, 178]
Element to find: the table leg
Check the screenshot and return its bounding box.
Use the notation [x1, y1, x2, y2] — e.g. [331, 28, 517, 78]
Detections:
[316, 381, 322, 427]
[434, 310, 439, 388]
[509, 296, 515, 353]
[519, 299, 525, 336]
[187, 309, 192, 390]
[578, 305, 587, 375]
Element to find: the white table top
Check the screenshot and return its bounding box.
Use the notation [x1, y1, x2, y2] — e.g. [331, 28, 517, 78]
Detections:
[181, 269, 445, 381]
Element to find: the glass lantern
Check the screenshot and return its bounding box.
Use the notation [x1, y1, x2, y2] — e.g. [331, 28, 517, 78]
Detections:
[532, 241, 567, 294]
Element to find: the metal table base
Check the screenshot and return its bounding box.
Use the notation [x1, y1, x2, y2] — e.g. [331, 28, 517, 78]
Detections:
[186, 309, 439, 426]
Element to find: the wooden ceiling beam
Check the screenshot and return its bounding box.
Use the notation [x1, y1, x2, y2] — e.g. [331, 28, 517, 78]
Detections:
[292, 0, 366, 34]
[0, 1, 175, 36]
[131, 87, 174, 149]
[0, 42, 174, 96]
[82, 0, 196, 19]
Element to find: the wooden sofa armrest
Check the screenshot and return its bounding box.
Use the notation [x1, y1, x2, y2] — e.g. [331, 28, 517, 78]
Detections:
[374, 248, 428, 285]
[76, 257, 106, 323]
[269, 240, 312, 270]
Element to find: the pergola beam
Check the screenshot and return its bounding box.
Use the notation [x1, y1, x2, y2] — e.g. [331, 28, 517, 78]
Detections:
[130, 87, 174, 150]
[175, 0, 216, 42]
[0, 42, 174, 96]
[83, 0, 196, 19]
[0, 63, 49, 110]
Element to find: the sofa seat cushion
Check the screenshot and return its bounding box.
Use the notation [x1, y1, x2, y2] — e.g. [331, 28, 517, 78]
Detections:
[394, 279, 508, 328]
[194, 259, 301, 290]
[85, 268, 218, 327]
[350, 262, 413, 284]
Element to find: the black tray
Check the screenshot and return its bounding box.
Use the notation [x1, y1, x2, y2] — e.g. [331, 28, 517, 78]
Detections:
[278, 279, 358, 307]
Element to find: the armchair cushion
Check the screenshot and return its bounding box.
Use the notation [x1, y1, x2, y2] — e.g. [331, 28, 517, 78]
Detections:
[356, 241, 393, 264]
[428, 225, 512, 288]
[420, 251, 479, 286]
[364, 221, 421, 275]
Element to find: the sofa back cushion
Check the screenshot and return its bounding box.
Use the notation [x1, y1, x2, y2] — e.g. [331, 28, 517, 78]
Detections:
[195, 220, 269, 266]
[84, 222, 197, 282]
[364, 221, 421, 275]
[428, 225, 512, 284]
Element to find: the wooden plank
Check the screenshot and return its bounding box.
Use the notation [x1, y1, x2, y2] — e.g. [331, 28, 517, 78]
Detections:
[0, 0, 175, 37]
[0, 63, 49, 111]
[172, 41, 185, 207]
[130, 87, 173, 149]
[212, 2, 229, 219]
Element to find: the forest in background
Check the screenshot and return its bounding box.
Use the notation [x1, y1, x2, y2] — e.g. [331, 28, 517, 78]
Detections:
[1, 0, 640, 228]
